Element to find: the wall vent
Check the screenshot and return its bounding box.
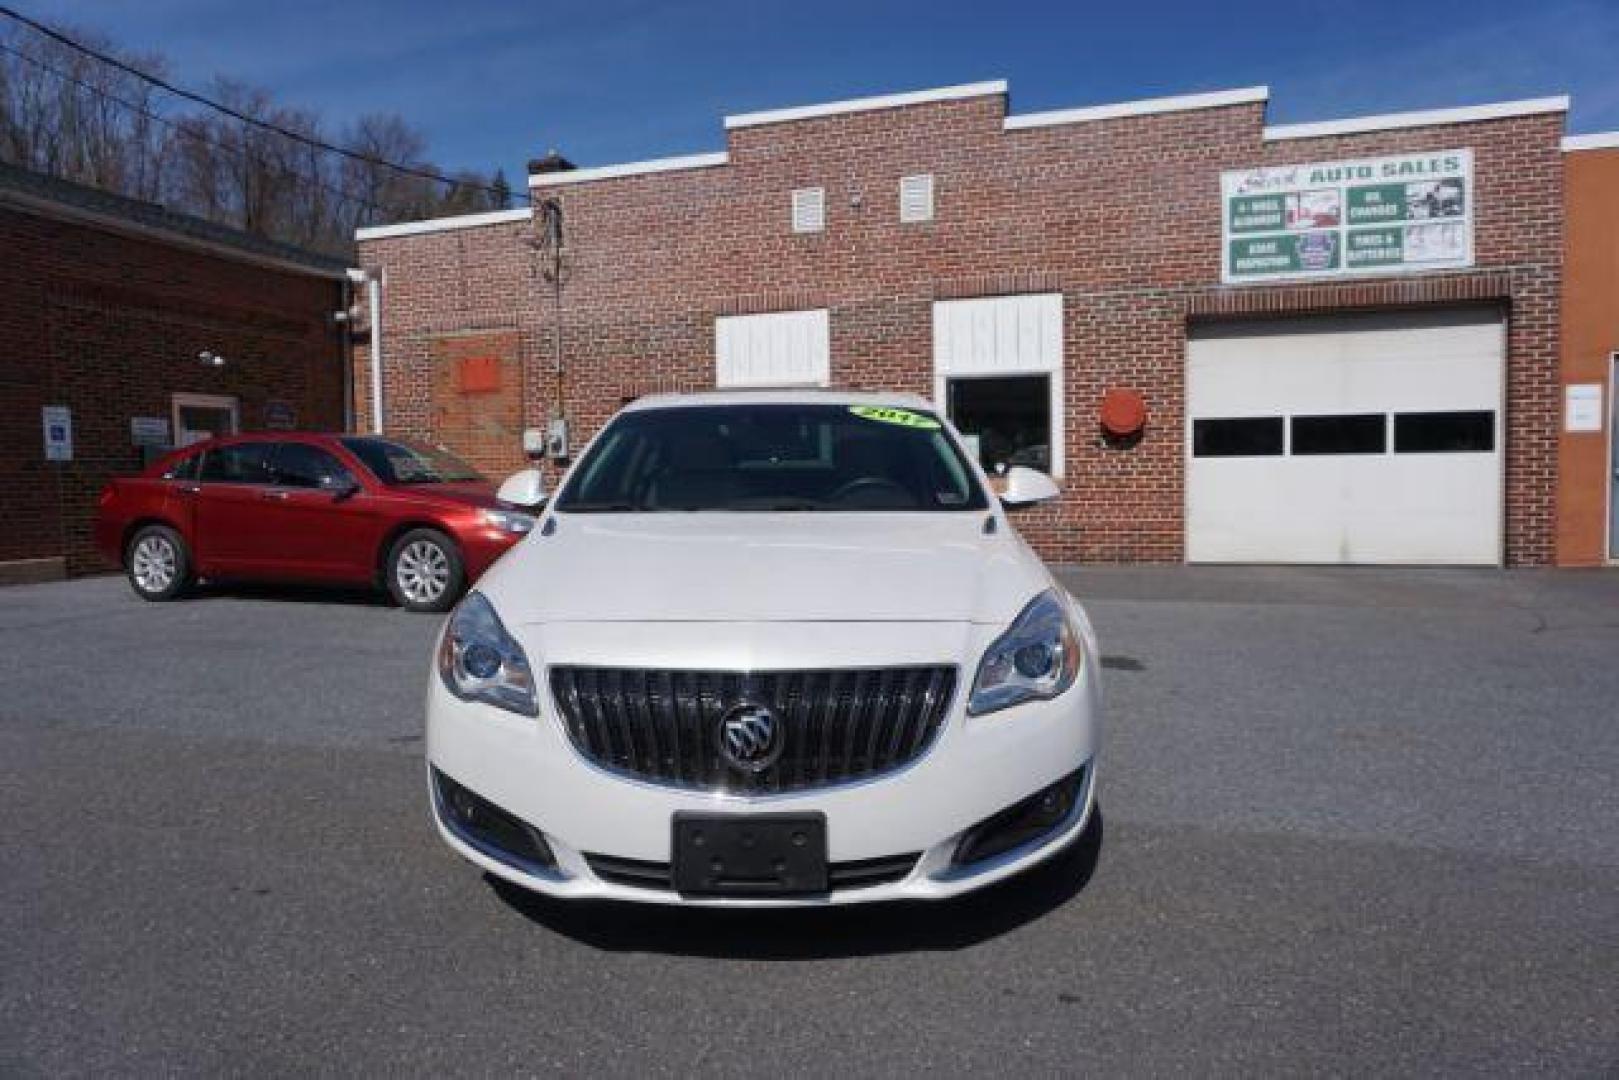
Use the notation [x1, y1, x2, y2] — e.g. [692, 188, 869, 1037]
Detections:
[900, 174, 935, 223]
[791, 187, 825, 233]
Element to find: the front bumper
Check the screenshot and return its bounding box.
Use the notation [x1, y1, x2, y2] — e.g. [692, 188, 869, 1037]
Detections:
[425, 622, 1100, 907]
[457, 528, 524, 582]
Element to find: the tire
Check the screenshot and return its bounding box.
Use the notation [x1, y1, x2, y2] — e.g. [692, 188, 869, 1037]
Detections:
[126, 524, 192, 602]
[386, 528, 465, 613]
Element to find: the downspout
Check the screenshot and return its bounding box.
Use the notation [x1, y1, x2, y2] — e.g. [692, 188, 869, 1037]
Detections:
[338, 271, 356, 432]
[368, 272, 384, 435]
[345, 267, 384, 433]
[346, 267, 385, 435]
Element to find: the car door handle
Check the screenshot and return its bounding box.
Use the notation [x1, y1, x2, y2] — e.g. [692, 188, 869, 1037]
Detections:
[259, 490, 291, 501]
[178, 484, 200, 495]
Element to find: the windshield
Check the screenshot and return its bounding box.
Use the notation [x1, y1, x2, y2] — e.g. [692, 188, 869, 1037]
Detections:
[555, 403, 989, 513]
[340, 437, 485, 485]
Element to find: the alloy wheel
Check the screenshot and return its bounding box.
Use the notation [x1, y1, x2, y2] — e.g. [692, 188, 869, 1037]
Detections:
[131, 536, 177, 594]
[397, 539, 450, 604]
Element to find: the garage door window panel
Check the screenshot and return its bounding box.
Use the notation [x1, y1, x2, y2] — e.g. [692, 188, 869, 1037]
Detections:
[1394, 411, 1495, 454]
[1192, 417, 1284, 458]
[1290, 414, 1387, 455]
[947, 375, 1052, 474]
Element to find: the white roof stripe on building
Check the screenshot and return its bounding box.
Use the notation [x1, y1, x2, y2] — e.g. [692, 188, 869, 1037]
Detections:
[1004, 86, 1268, 130]
[1563, 131, 1619, 151]
[355, 206, 532, 242]
[528, 151, 730, 188]
[723, 80, 1008, 129]
[1264, 96, 1569, 141]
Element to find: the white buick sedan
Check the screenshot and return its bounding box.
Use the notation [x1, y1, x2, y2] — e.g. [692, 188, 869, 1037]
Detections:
[426, 391, 1101, 906]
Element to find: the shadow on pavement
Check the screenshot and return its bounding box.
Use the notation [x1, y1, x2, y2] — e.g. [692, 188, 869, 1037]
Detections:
[489, 809, 1104, 957]
[183, 581, 394, 608]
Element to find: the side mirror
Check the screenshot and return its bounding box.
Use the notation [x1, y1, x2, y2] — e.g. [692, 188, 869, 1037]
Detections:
[998, 465, 1060, 509]
[497, 467, 547, 508]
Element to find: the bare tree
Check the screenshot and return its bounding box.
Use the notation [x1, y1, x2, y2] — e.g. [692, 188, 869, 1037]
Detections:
[0, 20, 510, 257]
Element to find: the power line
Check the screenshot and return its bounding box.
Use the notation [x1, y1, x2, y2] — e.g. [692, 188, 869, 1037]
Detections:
[0, 3, 524, 205]
[0, 39, 391, 220]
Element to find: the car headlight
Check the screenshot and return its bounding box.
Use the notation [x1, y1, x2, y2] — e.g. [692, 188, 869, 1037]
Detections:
[967, 589, 1082, 716]
[482, 509, 535, 535]
[437, 591, 538, 716]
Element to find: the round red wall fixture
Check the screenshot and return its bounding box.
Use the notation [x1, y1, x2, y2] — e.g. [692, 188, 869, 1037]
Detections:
[1099, 389, 1147, 437]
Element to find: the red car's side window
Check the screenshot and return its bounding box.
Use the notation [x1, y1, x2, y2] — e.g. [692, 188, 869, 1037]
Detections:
[162, 452, 203, 481]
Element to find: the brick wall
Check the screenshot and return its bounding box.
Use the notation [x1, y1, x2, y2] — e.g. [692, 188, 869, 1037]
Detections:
[358, 91, 1564, 565]
[0, 204, 348, 575]
[1558, 148, 1619, 565]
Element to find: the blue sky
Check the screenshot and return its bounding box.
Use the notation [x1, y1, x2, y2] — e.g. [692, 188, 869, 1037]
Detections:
[24, 0, 1619, 182]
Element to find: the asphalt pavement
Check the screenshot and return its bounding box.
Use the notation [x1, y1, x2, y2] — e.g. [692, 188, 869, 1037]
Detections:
[1, 567, 1616, 1074]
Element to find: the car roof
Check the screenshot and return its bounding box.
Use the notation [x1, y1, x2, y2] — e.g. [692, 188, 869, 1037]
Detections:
[621, 388, 938, 413]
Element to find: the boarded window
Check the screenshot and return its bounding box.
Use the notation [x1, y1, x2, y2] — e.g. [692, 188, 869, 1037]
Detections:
[900, 174, 934, 223]
[791, 187, 825, 233]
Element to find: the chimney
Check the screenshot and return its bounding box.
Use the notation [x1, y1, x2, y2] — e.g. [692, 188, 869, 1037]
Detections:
[528, 149, 576, 177]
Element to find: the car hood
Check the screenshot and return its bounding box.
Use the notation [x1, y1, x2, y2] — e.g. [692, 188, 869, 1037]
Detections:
[485, 512, 1049, 627]
[391, 481, 504, 510]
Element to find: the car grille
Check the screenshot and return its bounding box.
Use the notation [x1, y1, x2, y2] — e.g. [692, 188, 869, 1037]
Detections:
[548, 665, 958, 793]
[585, 851, 921, 894]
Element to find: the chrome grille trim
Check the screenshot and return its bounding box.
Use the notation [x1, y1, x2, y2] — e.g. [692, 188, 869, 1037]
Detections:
[548, 665, 958, 793]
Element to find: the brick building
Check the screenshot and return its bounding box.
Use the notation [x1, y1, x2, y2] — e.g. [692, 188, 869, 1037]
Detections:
[0, 162, 352, 582]
[1558, 133, 1619, 565]
[354, 80, 1603, 566]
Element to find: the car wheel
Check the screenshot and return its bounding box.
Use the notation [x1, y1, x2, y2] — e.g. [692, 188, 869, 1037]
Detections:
[126, 525, 192, 602]
[387, 528, 464, 613]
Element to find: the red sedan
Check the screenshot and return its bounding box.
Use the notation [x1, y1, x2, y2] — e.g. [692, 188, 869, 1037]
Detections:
[94, 433, 536, 612]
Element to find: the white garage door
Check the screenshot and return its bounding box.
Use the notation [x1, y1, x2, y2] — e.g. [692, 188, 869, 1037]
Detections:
[1187, 309, 1504, 564]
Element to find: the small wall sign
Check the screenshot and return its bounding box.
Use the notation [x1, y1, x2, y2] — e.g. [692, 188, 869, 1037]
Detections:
[1564, 383, 1603, 433]
[131, 416, 171, 447]
[263, 400, 298, 430]
[42, 405, 72, 462]
[1222, 150, 1474, 284]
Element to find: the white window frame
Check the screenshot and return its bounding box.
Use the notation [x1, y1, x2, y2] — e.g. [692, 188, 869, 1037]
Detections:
[932, 293, 1065, 479]
[171, 392, 240, 447]
[715, 309, 831, 389]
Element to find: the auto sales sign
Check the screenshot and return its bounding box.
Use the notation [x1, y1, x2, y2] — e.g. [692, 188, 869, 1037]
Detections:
[1221, 149, 1473, 284]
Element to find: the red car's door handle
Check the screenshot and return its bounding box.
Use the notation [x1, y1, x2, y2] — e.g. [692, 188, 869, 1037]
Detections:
[259, 490, 291, 501]
[178, 485, 201, 495]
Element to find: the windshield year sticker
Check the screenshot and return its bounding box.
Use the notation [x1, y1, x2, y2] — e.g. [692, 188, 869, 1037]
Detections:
[849, 405, 941, 430]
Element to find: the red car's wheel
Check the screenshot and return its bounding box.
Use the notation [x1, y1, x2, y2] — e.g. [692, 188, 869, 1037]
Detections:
[126, 524, 193, 602]
[387, 528, 465, 613]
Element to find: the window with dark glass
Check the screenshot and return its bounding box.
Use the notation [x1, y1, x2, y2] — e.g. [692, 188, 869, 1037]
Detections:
[162, 452, 202, 481]
[946, 375, 1051, 474]
[555, 403, 986, 513]
[1290, 414, 1386, 455]
[1394, 411, 1495, 453]
[272, 443, 355, 488]
[1192, 417, 1284, 458]
[198, 442, 274, 484]
[339, 437, 484, 485]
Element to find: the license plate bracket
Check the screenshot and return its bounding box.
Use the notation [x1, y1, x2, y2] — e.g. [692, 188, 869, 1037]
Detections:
[672, 812, 828, 897]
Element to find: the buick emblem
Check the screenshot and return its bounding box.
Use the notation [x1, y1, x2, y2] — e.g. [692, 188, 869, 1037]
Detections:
[717, 702, 783, 773]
